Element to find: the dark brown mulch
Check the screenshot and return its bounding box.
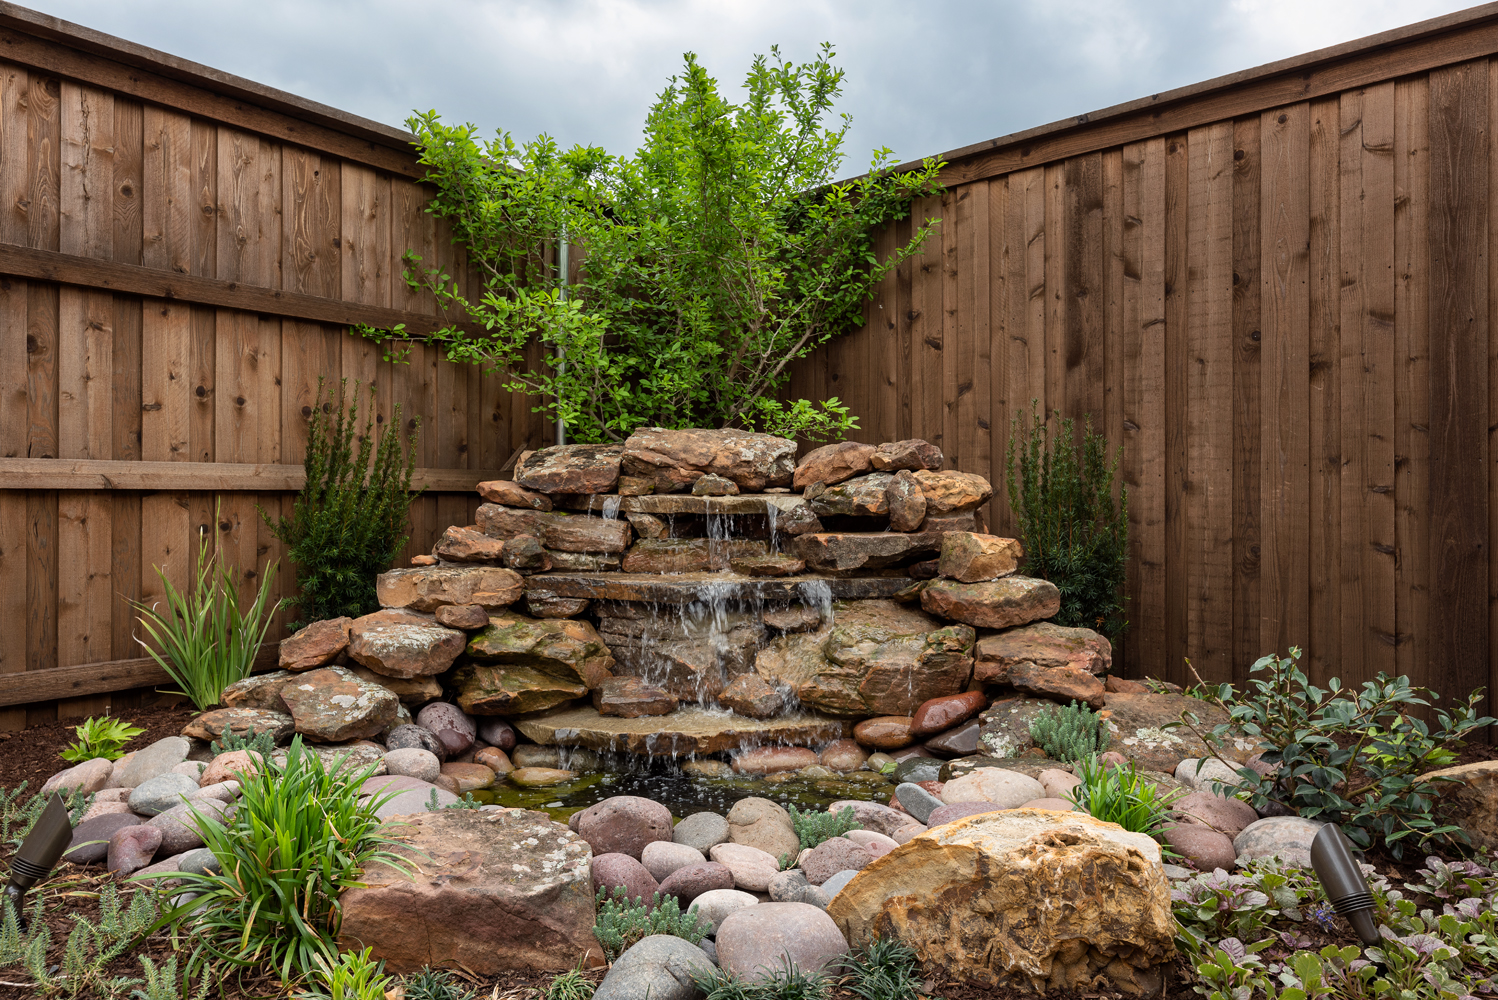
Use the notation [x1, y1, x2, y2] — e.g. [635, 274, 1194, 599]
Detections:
[0, 703, 199, 792]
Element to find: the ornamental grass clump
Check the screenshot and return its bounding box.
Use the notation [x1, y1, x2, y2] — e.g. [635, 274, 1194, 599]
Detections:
[263, 378, 420, 628]
[1029, 701, 1110, 763]
[1067, 754, 1180, 840]
[148, 738, 411, 985]
[129, 507, 283, 711]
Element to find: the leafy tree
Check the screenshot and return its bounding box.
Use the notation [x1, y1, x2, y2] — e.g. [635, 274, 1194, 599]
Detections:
[363, 44, 944, 443]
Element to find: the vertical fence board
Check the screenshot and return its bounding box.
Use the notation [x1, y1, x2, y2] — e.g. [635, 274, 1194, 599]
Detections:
[0, 63, 30, 246]
[1163, 134, 1189, 685]
[1232, 116, 1263, 685]
[141, 107, 191, 274]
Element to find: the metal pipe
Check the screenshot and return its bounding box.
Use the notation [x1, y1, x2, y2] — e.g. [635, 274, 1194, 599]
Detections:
[556, 228, 568, 448]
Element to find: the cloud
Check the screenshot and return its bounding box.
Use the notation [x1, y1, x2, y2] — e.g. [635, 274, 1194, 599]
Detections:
[32, 0, 1471, 166]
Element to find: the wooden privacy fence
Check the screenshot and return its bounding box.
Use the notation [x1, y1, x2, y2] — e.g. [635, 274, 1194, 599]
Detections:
[0, 3, 550, 729]
[790, 3, 1498, 716]
[5, 1, 1498, 727]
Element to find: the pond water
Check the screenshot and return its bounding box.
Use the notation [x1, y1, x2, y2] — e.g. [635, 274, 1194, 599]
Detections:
[467, 755, 897, 824]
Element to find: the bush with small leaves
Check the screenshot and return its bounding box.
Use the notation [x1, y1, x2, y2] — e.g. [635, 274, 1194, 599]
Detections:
[787, 804, 861, 851]
[1028, 701, 1109, 763]
[592, 887, 707, 962]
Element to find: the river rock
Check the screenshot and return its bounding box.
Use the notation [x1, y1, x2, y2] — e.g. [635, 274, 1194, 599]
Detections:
[940, 768, 1046, 808]
[118, 737, 191, 787]
[824, 801, 907, 838]
[384, 748, 441, 783]
[658, 862, 735, 904]
[727, 797, 798, 860]
[1175, 757, 1252, 795]
[803, 837, 873, 885]
[642, 841, 706, 882]
[338, 809, 601, 972]
[595, 935, 711, 1000]
[924, 720, 982, 757]
[41, 757, 114, 797]
[359, 775, 458, 818]
[844, 830, 900, 857]
[622, 427, 796, 493]
[384, 724, 444, 757]
[477, 718, 518, 750]
[477, 479, 553, 511]
[853, 717, 915, 750]
[820, 740, 868, 771]
[708, 843, 781, 891]
[938, 533, 1022, 583]
[716, 902, 849, 981]
[894, 783, 943, 824]
[691, 888, 759, 934]
[829, 811, 1170, 992]
[754, 601, 975, 715]
[128, 773, 199, 817]
[415, 702, 475, 752]
[576, 796, 674, 860]
[437, 762, 493, 793]
[974, 623, 1113, 684]
[719, 674, 785, 719]
[1233, 816, 1326, 866]
[1172, 791, 1258, 837]
[107, 825, 163, 876]
[147, 798, 232, 855]
[732, 747, 819, 775]
[871, 439, 943, 472]
[921, 576, 1059, 629]
[768, 868, 811, 901]
[674, 812, 731, 853]
[278, 666, 400, 742]
[64, 813, 148, 864]
[910, 691, 988, 738]
[593, 852, 660, 905]
[376, 566, 525, 611]
[510, 767, 577, 786]
[198, 749, 262, 787]
[1424, 760, 1498, 851]
[279, 617, 353, 671]
[1163, 824, 1238, 871]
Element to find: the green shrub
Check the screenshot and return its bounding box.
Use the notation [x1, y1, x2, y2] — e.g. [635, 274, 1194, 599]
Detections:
[130, 507, 283, 711]
[841, 937, 924, 1000]
[787, 804, 861, 851]
[381, 47, 944, 443]
[209, 726, 276, 759]
[1186, 647, 1496, 857]
[592, 888, 706, 962]
[1028, 701, 1110, 763]
[400, 967, 474, 1000]
[543, 966, 597, 1000]
[1067, 754, 1180, 840]
[130, 954, 209, 1000]
[296, 948, 393, 1000]
[263, 378, 420, 628]
[148, 737, 412, 985]
[59, 716, 145, 763]
[1, 783, 93, 851]
[691, 962, 833, 1000]
[1005, 402, 1128, 639]
[0, 884, 159, 999]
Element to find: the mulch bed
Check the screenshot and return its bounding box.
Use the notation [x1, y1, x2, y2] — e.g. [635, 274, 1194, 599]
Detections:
[0, 703, 199, 793]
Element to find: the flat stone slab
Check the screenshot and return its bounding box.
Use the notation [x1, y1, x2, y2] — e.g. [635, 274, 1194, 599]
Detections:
[558, 494, 808, 517]
[514, 704, 852, 755]
[523, 572, 913, 604]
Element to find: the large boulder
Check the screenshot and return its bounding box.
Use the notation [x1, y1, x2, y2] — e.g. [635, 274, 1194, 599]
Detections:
[795, 442, 876, 490]
[476, 504, 632, 554]
[594, 935, 711, 1000]
[937, 533, 1022, 583]
[279, 617, 352, 671]
[810, 473, 894, 517]
[337, 809, 602, 972]
[455, 611, 616, 714]
[575, 796, 674, 860]
[871, 439, 943, 472]
[476, 479, 553, 511]
[278, 667, 400, 742]
[912, 471, 992, 514]
[754, 601, 974, 716]
[826, 811, 1174, 994]
[593, 676, 679, 718]
[181, 707, 294, 745]
[432, 526, 507, 563]
[1104, 693, 1248, 773]
[515, 443, 623, 494]
[715, 902, 849, 982]
[375, 566, 525, 611]
[346, 610, 467, 678]
[622, 427, 797, 493]
[974, 623, 1113, 684]
[920, 577, 1060, 630]
[1424, 760, 1498, 852]
[793, 530, 946, 572]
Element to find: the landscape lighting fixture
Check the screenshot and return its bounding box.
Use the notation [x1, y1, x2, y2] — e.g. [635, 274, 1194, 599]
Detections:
[4, 794, 73, 931]
[1309, 823, 1380, 945]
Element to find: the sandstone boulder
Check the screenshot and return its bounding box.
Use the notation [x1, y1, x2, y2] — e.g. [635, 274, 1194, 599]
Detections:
[514, 443, 624, 494]
[719, 674, 785, 719]
[810, 473, 894, 517]
[1424, 760, 1498, 852]
[476, 505, 632, 554]
[938, 533, 1023, 583]
[337, 809, 601, 972]
[912, 471, 992, 514]
[885, 470, 926, 532]
[219, 671, 294, 712]
[621, 538, 766, 574]
[476, 479, 552, 511]
[457, 612, 615, 714]
[754, 601, 974, 716]
[920, 577, 1060, 630]
[279, 617, 352, 671]
[974, 623, 1112, 683]
[795, 442, 876, 490]
[376, 566, 525, 611]
[871, 439, 943, 472]
[1009, 663, 1106, 708]
[1104, 694, 1247, 774]
[826, 811, 1173, 993]
[692, 473, 739, 496]
[432, 525, 507, 562]
[278, 667, 400, 742]
[593, 676, 679, 718]
[622, 428, 796, 493]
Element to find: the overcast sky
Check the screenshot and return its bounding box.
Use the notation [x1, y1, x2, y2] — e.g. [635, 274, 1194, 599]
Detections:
[33, 0, 1475, 170]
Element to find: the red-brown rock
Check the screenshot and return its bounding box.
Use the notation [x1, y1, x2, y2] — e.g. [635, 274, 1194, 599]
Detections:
[279, 617, 353, 671]
[853, 717, 915, 750]
[730, 554, 807, 577]
[909, 691, 988, 738]
[477, 504, 632, 554]
[592, 676, 679, 718]
[732, 746, 820, 774]
[1007, 663, 1106, 707]
[621, 538, 766, 574]
[792, 530, 945, 571]
[920, 577, 1060, 630]
[938, 533, 1023, 583]
[871, 439, 943, 472]
[819, 739, 868, 771]
[434, 603, 491, 630]
[575, 795, 675, 859]
[433, 525, 507, 563]
[622, 427, 796, 493]
[719, 674, 785, 719]
[886, 469, 927, 532]
[913, 471, 992, 514]
[525, 595, 591, 618]
[501, 534, 552, 572]
[347, 610, 468, 678]
[973, 622, 1112, 684]
[376, 566, 525, 611]
[794, 441, 876, 490]
[809, 473, 892, 517]
[476, 480, 553, 511]
[514, 443, 623, 494]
